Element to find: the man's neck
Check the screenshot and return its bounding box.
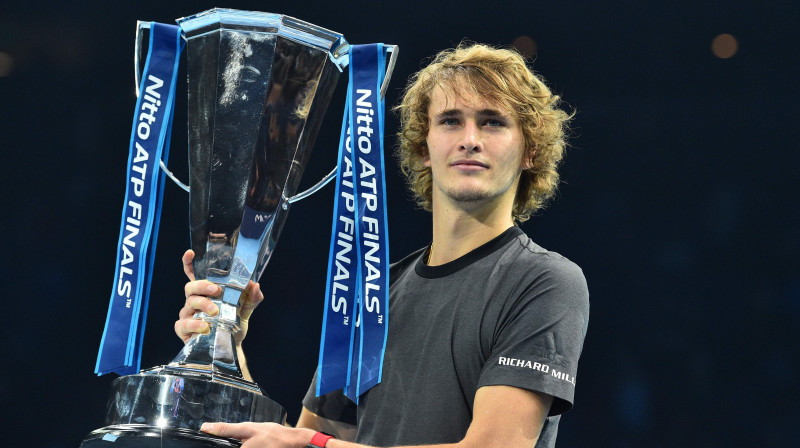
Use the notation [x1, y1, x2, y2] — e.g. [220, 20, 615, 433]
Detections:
[428, 196, 515, 266]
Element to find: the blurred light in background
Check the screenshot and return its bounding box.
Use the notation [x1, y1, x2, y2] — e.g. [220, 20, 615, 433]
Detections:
[711, 33, 738, 59]
[512, 35, 537, 59]
[0, 51, 13, 77]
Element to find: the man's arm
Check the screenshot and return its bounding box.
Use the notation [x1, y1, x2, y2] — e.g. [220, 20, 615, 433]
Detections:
[459, 385, 552, 448]
[201, 385, 552, 448]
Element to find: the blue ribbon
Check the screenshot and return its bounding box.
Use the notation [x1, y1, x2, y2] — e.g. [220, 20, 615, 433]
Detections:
[95, 23, 183, 376]
[317, 44, 390, 401]
[317, 96, 360, 396]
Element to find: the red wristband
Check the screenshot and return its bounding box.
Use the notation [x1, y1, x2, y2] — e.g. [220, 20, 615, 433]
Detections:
[308, 432, 335, 448]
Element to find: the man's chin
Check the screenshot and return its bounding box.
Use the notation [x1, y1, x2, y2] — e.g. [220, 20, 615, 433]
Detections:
[445, 188, 495, 204]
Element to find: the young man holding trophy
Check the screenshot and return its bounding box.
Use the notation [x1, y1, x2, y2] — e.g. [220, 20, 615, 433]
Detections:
[176, 43, 589, 448]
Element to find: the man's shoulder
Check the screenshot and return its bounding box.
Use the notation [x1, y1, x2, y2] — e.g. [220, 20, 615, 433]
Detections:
[507, 230, 585, 277]
[388, 246, 426, 285]
[503, 231, 589, 310]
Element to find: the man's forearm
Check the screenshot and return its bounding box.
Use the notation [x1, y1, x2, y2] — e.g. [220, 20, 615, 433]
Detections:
[236, 344, 253, 382]
[203, 423, 468, 448]
[202, 420, 539, 448]
[327, 439, 459, 448]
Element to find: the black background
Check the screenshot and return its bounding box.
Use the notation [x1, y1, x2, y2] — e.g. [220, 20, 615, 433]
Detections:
[1, 1, 798, 447]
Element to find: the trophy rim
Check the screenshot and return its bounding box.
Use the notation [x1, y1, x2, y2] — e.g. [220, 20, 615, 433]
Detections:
[176, 7, 348, 54]
[81, 424, 242, 448]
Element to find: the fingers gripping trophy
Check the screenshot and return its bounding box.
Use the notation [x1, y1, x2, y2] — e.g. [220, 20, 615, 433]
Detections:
[82, 9, 397, 447]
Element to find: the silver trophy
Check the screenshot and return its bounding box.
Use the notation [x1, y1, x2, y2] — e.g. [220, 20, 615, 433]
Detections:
[81, 8, 397, 447]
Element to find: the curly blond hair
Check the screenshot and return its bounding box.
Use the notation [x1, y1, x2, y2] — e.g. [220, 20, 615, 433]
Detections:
[395, 42, 572, 222]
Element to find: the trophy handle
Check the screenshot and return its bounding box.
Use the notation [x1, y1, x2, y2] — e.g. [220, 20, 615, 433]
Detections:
[286, 44, 399, 206]
[134, 21, 150, 99]
[380, 44, 399, 100]
[135, 21, 192, 193]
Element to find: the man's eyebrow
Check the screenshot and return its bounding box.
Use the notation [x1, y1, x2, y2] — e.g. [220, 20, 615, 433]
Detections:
[433, 109, 463, 119]
[432, 109, 509, 118]
[476, 109, 510, 118]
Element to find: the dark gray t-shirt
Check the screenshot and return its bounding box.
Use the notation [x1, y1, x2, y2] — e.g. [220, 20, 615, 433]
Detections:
[303, 227, 589, 447]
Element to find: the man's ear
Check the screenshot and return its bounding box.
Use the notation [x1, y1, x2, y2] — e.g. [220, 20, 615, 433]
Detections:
[522, 148, 536, 170]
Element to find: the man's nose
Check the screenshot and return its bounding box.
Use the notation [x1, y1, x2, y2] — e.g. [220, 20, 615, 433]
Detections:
[459, 121, 482, 152]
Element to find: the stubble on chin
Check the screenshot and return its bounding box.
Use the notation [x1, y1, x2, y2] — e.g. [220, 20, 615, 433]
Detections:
[439, 173, 517, 205]
[445, 187, 494, 204]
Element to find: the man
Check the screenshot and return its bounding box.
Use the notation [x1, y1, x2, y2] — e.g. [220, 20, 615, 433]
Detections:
[176, 43, 589, 448]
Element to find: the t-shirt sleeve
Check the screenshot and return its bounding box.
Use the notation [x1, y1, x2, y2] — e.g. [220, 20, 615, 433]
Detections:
[477, 257, 590, 416]
[302, 370, 358, 425]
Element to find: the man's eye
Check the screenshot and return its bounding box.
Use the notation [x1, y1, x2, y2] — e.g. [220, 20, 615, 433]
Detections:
[485, 119, 505, 127]
[441, 118, 460, 126]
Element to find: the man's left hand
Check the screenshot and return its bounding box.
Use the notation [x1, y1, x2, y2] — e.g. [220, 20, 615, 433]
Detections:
[201, 422, 315, 448]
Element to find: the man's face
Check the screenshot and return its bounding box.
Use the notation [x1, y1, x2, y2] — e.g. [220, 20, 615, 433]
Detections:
[424, 85, 527, 211]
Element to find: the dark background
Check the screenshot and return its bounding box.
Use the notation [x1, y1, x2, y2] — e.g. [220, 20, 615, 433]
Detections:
[1, 1, 798, 447]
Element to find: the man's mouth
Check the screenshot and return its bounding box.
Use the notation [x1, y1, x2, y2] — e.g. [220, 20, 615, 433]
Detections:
[450, 159, 489, 169]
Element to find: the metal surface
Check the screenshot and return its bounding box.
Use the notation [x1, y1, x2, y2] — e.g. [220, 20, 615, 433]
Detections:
[288, 44, 399, 204]
[134, 21, 150, 99]
[170, 299, 252, 388]
[141, 19, 399, 206]
[180, 9, 347, 297]
[81, 425, 242, 447]
[103, 370, 285, 429]
[381, 45, 399, 100]
[160, 159, 191, 192]
[287, 165, 338, 204]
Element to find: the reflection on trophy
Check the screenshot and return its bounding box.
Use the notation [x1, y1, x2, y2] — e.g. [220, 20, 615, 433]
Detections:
[81, 8, 396, 447]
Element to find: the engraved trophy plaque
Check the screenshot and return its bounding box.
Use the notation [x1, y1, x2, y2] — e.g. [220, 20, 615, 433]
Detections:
[81, 8, 397, 447]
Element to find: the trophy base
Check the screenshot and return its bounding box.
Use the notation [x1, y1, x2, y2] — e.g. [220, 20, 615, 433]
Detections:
[81, 368, 286, 447]
[80, 424, 240, 447]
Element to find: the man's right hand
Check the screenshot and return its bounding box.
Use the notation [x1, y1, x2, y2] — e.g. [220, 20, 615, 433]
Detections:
[174, 249, 264, 345]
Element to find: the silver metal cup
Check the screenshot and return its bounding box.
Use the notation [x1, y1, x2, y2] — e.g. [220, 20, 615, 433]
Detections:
[82, 8, 397, 447]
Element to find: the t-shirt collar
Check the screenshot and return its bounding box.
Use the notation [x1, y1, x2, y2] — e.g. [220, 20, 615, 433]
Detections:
[415, 226, 523, 279]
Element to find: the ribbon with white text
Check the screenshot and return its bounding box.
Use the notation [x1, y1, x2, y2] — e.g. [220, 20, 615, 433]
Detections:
[317, 44, 390, 401]
[95, 22, 183, 376]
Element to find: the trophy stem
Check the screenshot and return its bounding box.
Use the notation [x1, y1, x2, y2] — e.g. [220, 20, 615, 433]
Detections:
[162, 299, 263, 392]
